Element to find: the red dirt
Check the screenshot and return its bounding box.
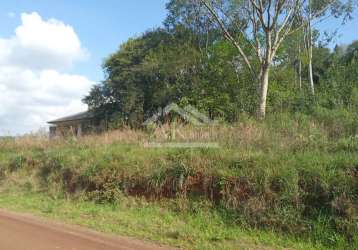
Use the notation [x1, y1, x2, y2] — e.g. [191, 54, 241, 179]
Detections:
[0, 210, 173, 250]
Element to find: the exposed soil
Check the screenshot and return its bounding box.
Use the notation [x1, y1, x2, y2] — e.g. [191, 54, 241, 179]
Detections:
[0, 209, 172, 250]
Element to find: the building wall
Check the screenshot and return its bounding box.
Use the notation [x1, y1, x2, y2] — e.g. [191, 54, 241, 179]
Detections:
[49, 119, 108, 138]
[50, 120, 90, 138]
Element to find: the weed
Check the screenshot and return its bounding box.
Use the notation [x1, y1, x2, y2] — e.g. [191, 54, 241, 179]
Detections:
[0, 113, 357, 249]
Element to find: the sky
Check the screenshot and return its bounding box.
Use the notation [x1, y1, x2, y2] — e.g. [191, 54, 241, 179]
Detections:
[0, 0, 167, 135]
[0, 0, 357, 135]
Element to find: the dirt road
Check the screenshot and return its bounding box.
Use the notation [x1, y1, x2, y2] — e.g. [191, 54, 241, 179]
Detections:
[0, 210, 171, 250]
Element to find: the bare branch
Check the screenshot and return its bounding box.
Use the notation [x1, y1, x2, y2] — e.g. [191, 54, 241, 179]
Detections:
[287, 0, 338, 35]
[250, 2, 263, 62]
[271, 0, 285, 29]
[311, 0, 337, 19]
[271, 0, 301, 56]
[200, 0, 255, 75]
[267, 0, 272, 28]
[215, 3, 258, 58]
[249, 0, 268, 30]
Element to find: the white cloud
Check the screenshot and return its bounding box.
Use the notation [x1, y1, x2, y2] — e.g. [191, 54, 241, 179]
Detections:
[0, 12, 94, 135]
[0, 12, 88, 70]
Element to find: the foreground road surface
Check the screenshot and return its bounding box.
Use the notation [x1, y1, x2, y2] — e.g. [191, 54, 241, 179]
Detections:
[0, 210, 171, 250]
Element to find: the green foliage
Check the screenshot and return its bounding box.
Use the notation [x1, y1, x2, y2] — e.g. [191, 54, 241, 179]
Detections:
[312, 107, 358, 137]
[34, 2, 358, 247]
[0, 191, 332, 250]
[83, 25, 358, 127]
[81, 0, 358, 125]
[8, 155, 27, 172]
[1, 113, 357, 249]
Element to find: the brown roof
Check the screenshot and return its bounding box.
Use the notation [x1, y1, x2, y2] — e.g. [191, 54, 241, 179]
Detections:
[48, 111, 95, 124]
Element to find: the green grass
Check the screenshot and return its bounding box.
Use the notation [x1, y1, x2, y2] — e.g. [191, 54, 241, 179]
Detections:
[0, 111, 357, 249]
[0, 190, 325, 250]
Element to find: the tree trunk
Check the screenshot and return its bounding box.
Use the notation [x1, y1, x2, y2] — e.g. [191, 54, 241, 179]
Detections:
[298, 44, 302, 89]
[308, 0, 315, 95]
[308, 54, 314, 95]
[258, 65, 270, 120]
[308, 24, 315, 95]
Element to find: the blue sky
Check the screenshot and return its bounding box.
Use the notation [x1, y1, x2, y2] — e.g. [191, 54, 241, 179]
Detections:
[0, 1, 357, 135]
[317, 11, 358, 47]
[0, 1, 168, 135]
[0, 0, 168, 83]
[1, 1, 356, 84]
[0, 0, 358, 82]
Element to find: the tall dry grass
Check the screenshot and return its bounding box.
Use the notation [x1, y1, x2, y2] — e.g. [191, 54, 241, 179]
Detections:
[0, 114, 344, 153]
[0, 111, 357, 249]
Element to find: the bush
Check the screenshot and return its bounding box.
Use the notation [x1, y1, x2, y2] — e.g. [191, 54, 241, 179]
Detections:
[312, 107, 358, 137]
[0, 115, 357, 249]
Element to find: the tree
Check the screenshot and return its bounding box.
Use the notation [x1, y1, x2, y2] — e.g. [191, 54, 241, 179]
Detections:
[307, 0, 315, 95]
[84, 28, 208, 126]
[83, 1, 357, 127]
[199, 0, 354, 119]
[321, 40, 358, 108]
[305, 0, 355, 96]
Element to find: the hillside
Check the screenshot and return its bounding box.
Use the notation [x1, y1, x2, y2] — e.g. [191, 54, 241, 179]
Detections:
[0, 111, 357, 249]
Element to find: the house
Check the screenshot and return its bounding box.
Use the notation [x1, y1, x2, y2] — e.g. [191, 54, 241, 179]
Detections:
[48, 111, 98, 138]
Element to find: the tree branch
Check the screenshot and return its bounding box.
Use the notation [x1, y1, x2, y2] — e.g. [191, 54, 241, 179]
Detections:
[200, 0, 255, 75]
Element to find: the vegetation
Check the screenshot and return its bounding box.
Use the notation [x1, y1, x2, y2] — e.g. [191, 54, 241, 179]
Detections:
[0, 112, 357, 249]
[1, 1, 358, 249]
[0, 191, 331, 250]
[84, 0, 358, 124]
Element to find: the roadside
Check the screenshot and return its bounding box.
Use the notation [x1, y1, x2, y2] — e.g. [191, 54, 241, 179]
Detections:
[0, 209, 171, 250]
[0, 191, 321, 250]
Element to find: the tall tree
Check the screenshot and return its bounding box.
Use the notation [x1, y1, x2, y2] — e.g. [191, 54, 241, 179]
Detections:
[304, 0, 355, 95]
[307, 0, 315, 95]
[199, 0, 354, 119]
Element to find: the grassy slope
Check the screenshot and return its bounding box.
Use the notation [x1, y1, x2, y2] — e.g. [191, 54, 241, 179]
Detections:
[0, 111, 357, 249]
[0, 191, 321, 250]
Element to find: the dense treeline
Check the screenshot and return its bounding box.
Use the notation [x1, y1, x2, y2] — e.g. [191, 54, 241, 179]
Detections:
[83, 0, 358, 126]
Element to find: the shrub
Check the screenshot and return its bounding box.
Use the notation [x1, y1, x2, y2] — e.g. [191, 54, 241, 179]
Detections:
[0, 114, 357, 248]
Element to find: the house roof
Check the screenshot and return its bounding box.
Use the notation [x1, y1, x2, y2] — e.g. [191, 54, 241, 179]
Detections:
[48, 111, 95, 124]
